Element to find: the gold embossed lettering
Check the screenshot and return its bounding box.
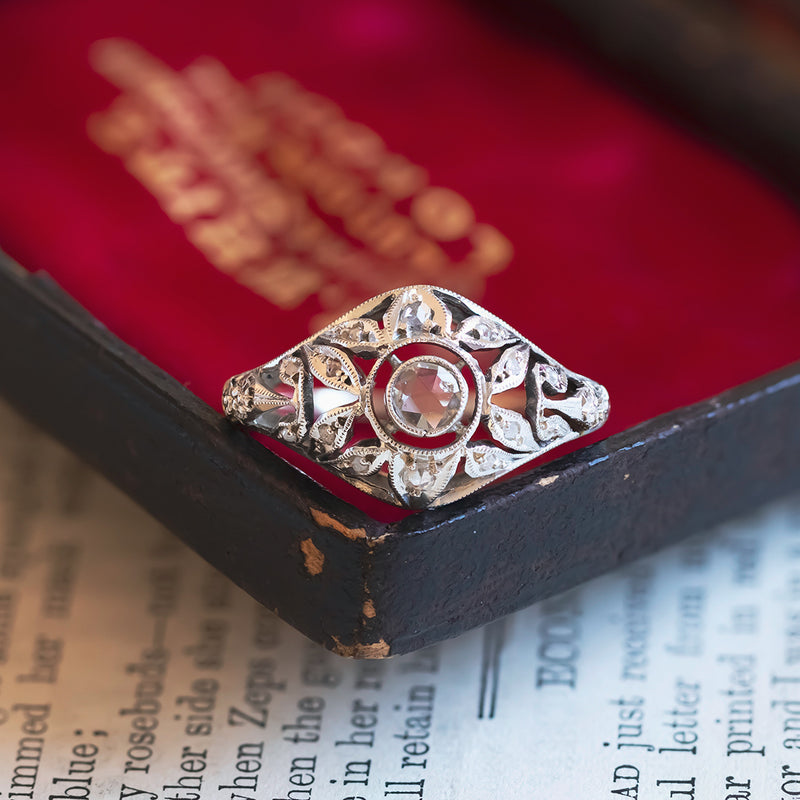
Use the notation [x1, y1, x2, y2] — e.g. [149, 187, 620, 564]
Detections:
[87, 39, 512, 321]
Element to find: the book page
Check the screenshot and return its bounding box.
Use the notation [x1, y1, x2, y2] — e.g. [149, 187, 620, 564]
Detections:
[0, 399, 798, 799]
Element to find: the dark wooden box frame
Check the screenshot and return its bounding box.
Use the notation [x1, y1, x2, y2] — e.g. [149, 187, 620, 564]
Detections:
[1, 253, 798, 657]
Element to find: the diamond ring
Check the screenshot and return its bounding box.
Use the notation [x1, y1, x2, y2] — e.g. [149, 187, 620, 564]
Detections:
[222, 286, 609, 509]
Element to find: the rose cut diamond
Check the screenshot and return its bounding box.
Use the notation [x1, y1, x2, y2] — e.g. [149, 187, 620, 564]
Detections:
[388, 360, 463, 435]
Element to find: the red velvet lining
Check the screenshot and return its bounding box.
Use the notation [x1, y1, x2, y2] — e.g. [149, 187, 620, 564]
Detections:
[1, 0, 799, 520]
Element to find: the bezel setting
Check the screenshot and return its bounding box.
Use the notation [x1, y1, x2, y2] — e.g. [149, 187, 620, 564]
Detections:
[385, 355, 469, 438]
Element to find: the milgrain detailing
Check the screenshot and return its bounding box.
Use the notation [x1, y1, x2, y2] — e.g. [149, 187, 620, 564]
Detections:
[223, 285, 609, 508]
[87, 39, 513, 330]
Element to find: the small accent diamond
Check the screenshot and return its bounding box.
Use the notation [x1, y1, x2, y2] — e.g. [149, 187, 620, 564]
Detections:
[332, 319, 379, 344]
[351, 455, 375, 475]
[317, 423, 335, 444]
[223, 374, 254, 420]
[579, 386, 602, 426]
[403, 462, 435, 493]
[398, 300, 432, 335]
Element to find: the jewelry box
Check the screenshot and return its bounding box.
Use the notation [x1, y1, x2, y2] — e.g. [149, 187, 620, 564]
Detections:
[1, 0, 798, 656]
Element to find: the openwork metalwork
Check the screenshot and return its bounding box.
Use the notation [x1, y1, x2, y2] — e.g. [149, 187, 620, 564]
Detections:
[222, 286, 609, 509]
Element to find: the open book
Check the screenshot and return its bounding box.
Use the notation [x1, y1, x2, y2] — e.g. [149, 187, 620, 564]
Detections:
[0, 400, 797, 798]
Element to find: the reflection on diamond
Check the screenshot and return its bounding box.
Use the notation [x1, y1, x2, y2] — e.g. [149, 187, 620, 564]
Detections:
[389, 360, 463, 435]
[398, 300, 432, 334]
[402, 461, 435, 491]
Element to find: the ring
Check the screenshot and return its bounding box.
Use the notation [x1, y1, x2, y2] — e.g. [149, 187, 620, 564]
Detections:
[222, 285, 609, 509]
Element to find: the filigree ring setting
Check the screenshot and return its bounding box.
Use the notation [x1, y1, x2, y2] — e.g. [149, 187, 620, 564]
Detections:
[222, 285, 609, 509]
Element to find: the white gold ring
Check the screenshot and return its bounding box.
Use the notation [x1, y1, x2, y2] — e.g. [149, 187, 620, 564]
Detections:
[222, 285, 609, 509]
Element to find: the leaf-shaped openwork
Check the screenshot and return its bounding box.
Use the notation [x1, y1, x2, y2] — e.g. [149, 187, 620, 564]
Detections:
[333, 445, 390, 477]
[389, 451, 461, 508]
[456, 315, 518, 350]
[323, 318, 385, 356]
[222, 285, 609, 508]
[304, 345, 362, 394]
[256, 355, 309, 443]
[575, 385, 606, 428]
[536, 362, 568, 394]
[534, 379, 608, 436]
[309, 404, 359, 456]
[486, 405, 538, 452]
[464, 444, 529, 478]
[487, 344, 529, 396]
[384, 287, 452, 341]
[276, 414, 308, 444]
[535, 413, 572, 442]
[279, 355, 304, 387]
[531, 361, 586, 441]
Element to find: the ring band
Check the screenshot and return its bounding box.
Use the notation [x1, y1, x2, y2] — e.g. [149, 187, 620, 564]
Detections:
[222, 285, 609, 509]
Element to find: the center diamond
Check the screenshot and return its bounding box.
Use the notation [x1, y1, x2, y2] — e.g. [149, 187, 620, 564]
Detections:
[388, 358, 464, 436]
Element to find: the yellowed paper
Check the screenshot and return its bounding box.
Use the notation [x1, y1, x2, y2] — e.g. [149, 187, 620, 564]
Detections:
[0, 401, 798, 798]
